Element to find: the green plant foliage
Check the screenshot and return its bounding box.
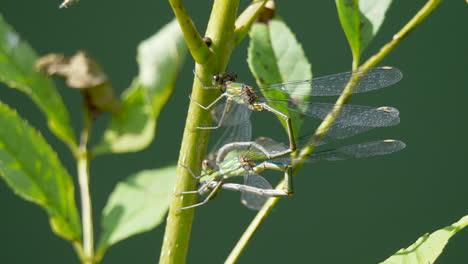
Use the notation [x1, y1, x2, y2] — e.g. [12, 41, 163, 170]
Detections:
[336, 0, 393, 62]
[247, 16, 312, 136]
[97, 166, 177, 253]
[359, 0, 393, 51]
[0, 14, 77, 150]
[381, 215, 468, 264]
[0, 101, 81, 242]
[93, 18, 187, 154]
[336, 0, 361, 62]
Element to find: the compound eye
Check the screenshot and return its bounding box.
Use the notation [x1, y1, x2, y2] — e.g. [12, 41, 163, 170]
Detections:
[202, 159, 211, 170]
[230, 73, 238, 81]
[212, 74, 220, 82]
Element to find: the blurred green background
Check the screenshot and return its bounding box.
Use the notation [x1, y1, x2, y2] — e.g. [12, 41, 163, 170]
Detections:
[1, 0, 468, 263]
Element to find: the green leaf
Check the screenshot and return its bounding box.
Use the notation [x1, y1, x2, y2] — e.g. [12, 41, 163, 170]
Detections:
[381, 215, 468, 264]
[336, 0, 361, 63]
[336, 0, 393, 61]
[359, 0, 392, 51]
[93, 81, 155, 154]
[247, 16, 312, 137]
[97, 166, 176, 253]
[0, 101, 81, 242]
[93, 18, 186, 154]
[0, 14, 77, 151]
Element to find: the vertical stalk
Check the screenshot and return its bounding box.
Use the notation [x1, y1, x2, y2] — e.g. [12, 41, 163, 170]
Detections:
[159, 0, 240, 263]
[78, 110, 94, 264]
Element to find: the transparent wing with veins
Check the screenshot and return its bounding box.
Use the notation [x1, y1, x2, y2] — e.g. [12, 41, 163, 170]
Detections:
[209, 108, 252, 157]
[207, 67, 402, 133]
[219, 138, 405, 210]
[262, 139, 406, 164]
[234, 105, 401, 162]
[259, 66, 402, 96]
[240, 171, 273, 210]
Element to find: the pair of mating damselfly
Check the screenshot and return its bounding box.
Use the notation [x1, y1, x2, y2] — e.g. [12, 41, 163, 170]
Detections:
[181, 67, 405, 210]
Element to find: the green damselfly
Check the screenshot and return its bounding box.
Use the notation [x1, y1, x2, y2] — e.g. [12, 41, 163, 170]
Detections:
[182, 136, 405, 210]
[181, 104, 403, 209]
[192, 67, 403, 159]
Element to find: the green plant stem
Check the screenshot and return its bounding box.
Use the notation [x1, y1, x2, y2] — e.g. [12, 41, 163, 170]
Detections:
[234, 0, 269, 45]
[72, 241, 87, 264]
[359, 0, 443, 71]
[159, 0, 241, 263]
[77, 110, 94, 264]
[225, 195, 280, 264]
[226, 0, 443, 262]
[167, 0, 212, 64]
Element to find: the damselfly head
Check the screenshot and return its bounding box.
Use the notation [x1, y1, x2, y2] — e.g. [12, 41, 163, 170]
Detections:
[212, 72, 237, 86]
[202, 158, 217, 173]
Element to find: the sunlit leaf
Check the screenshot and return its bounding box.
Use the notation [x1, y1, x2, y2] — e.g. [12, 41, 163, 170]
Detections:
[336, 0, 361, 62]
[0, 14, 77, 151]
[336, 0, 393, 60]
[93, 18, 186, 154]
[97, 166, 176, 252]
[248, 16, 312, 137]
[380, 215, 468, 264]
[0, 101, 81, 242]
[360, 0, 392, 51]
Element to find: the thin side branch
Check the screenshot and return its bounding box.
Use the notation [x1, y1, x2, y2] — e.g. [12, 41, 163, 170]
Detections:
[233, 0, 268, 45]
[360, 0, 443, 70]
[77, 109, 94, 264]
[168, 0, 213, 64]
